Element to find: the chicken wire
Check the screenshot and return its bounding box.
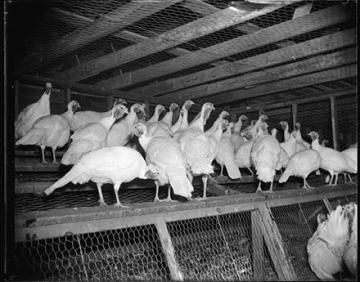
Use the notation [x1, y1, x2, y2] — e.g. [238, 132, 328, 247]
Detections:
[14, 224, 170, 281]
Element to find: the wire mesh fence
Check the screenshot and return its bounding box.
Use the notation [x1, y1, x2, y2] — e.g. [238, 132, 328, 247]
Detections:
[13, 189, 357, 281]
[336, 94, 357, 150]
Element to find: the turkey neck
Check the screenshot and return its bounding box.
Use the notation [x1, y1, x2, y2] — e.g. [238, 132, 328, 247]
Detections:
[233, 120, 243, 134]
[179, 107, 189, 130]
[62, 108, 75, 124]
[126, 110, 139, 128]
[38, 92, 51, 109]
[161, 110, 173, 125]
[311, 137, 321, 152]
[210, 120, 224, 142]
[189, 105, 209, 131]
[138, 132, 153, 152]
[148, 107, 162, 123]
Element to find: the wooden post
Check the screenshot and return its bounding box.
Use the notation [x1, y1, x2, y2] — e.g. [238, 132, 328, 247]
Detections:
[257, 203, 297, 281]
[155, 218, 183, 281]
[65, 88, 71, 104]
[106, 96, 114, 110]
[251, 210, 264, 280]
[14, 80, 20, 116]
[330, 96, 338, 150]
[291, 103, 297, 130]
[144, 100, 150, 119]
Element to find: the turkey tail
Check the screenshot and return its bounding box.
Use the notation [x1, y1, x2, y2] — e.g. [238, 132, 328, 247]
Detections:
[318, 205, 350, 254]
[279, 167, 293, 183]
[61, 140, 91, 165]
[167, 169, 194, 198]
[224, 160, 241, 179]
[44, 164, 85, 195]
[15, 128, 45, 146]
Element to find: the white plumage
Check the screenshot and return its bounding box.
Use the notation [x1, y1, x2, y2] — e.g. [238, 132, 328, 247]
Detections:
[15, 82, 52, 140]
[61, 104, 128, 165]
[279, 121, 297, 159]
[171, 100, 194, 134]
[216, 122, 241, 179]
[279, 149, 321, 190]
[45, 146, 156, 207]
[295, 122, 311, 151]
[271, 128, 289, 171]
[343, 203, 357, 277]
[230, 115, 247, 151]
[16, 100, 80, 163]
[107, 103, 146, 147]
[307, 205, 350, 280]
[135, 122, 194, 202]
[70, 98, 126, 131]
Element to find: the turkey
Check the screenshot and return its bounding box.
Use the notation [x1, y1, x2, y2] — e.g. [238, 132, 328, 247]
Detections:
[309, 131, 356, 185]
[271, 128, 289, 171]
[147, 104, 166, 124]
[278, 149, 321, 190]
[70, 98, 126, 131]
[106, 103, 146, 147]
[230, 115, 247, 151]
[146, 104, 172, 138]
[171, 100, 195, 134]
[15, 82, 52, 140]
[159, 103, 179, 129]
[251, 122, 281, 193]
[279, 122, 297, 159]
[45, 146, 157, 207]
[234, 114, 268, 175]
[307, 205, 350, 280]
[16, 100, 80, 163]
[343, 203, 357, 278]
[279, 121, 291, 142]
[216, 122, 241, 179]
[135, 122, 194, 202]
[177, 102, 217, 200]
[61, 104, 128, 165]
[295, 122, 311, 151]
[342, 147, 357, 184]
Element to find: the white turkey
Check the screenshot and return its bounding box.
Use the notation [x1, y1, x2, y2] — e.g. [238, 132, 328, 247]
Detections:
[15, 82, 53, 140]
[230, 115, 247, 151]
[45, 146, 158, 207]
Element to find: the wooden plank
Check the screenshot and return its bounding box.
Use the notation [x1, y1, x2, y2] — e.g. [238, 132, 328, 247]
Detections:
[135, 28, 356, 97]
[292, 2, 313, 18]
[257, 204, 297, 280]
[251, 210, 264, 280]
[230, 88, 356, 114]
[163, 48, 356, 101]
[14, 184, 357, 242]
[292, 103, 297, 129]
[322, 198, 333, 212]
[202, 64, 357, 105]
[58, 5, 284, 83]
[330, 96, 338, 150]
[155, 219, 184, 281]
[98, 5, 352, 90]
[50, 7, 225, 67]
[21, 1, 181, 72]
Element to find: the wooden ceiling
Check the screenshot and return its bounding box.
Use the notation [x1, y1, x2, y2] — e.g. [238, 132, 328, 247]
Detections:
[12, 0, 357, 113]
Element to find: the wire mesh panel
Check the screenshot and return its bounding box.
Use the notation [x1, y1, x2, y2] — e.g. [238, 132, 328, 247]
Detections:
[166, 211, 277, 280]
[336, 94, 357, 150]
[15, 224, 170, 281]
[328, 194, 358, 210]
[270, 200, 329, 280]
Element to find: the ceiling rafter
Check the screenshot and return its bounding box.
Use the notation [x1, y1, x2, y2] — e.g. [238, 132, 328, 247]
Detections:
[95, 5, 350, 91]
[55, 4, 285, 82]
[21, 0, 182, 73]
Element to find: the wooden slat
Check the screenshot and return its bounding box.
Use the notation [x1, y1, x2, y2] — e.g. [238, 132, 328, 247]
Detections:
[15, 184, 357, 242]
[98, 5, 352, 90]
[201, 64, 357, 105]
[155, 219, 184, 281]
[21, 0, 181, 72]
[162, 48, 356, 101]
[50, 7, 225, 67]
[292, 103, 297, 129]
[257, 204, 297, 280]
[136, 28, 356, 97]
[230, 88, 356, 114]
[251, 210, 264, 280]
[330, 96, 338, 150]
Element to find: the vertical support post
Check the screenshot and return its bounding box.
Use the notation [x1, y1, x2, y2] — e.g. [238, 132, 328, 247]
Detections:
[330, 96, 338, 150]
[257, 203, 297, 281]
[251, 210, 264, 280]
[155, 218, 183, 281]
[106, 96, 114, 110]
[14, 80, 20, 116]
[65, 88, 71, 104]
[291, 103, 297, 130]
[144, 100, 150, 120]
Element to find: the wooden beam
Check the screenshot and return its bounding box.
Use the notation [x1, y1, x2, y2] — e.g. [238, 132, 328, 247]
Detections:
[330, 96, 338, 150]
[257, 204, 297, 280]
[57, 5, 284, 83]
[251, 210, 264, 280]
[201, 64, 357, 105]
[14, 80, 20, 116]
[161, 48, 356, 101]
[155, 219, 184, 281]
[50, 7, 225, 68]
[135, 28, 356, 97]
[230, 88, 356, 114]
[98, 5, 352, 90]
[21, 0, 181, 72]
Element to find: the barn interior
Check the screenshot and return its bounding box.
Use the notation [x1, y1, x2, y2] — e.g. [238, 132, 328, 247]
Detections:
[6, 0, 358, 281]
